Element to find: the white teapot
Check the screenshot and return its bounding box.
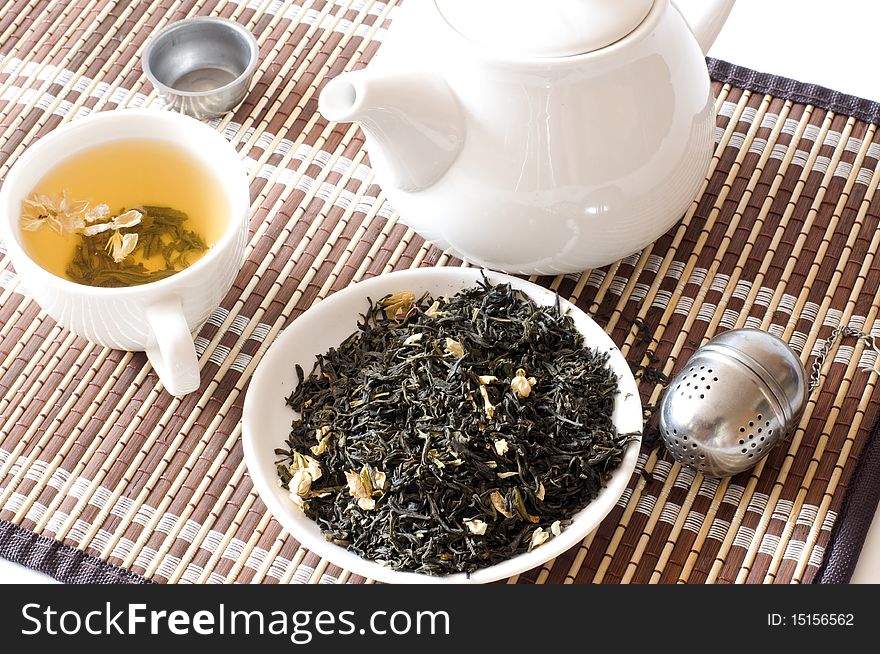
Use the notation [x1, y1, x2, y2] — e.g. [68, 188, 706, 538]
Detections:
[319, 0, 735, 274]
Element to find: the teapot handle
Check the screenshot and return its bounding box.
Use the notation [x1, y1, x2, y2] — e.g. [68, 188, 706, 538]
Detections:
[672, 0, 736, 54]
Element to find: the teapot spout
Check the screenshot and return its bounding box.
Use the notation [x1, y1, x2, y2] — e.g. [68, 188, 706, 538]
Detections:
[673, 0, 735, 54]
[319, 70, 465, 192]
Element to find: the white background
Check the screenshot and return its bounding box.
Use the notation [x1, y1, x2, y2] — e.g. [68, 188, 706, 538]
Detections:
[2, 0, 880, 584]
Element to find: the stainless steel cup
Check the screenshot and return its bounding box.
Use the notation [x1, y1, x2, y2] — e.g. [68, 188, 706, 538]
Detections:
[142, 17, 259, 120]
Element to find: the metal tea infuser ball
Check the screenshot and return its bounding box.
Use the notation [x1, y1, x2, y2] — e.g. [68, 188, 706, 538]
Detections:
[659, 327, 880, 477]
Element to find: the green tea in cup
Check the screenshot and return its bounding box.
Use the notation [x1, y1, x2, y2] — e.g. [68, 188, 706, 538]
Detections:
[19, 138, 229, 287]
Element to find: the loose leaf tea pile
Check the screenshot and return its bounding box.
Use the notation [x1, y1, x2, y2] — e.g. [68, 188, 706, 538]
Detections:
[277, 280, 637, 575]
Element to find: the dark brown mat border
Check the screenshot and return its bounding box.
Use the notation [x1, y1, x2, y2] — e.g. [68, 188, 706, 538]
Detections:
[817, 412, 880, 583]
[0, 519, 150, 584]
[707, 57, 880, 126]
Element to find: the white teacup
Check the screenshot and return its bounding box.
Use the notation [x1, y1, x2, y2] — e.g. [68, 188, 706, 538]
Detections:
[0, 110, 249, 396]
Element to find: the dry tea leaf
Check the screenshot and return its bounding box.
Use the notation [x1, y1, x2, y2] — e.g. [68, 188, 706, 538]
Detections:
[490, 491, 513, 518]
[403, 333, 424, 346]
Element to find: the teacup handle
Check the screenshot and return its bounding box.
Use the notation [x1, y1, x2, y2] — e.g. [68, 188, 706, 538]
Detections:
[145, 295, 200, 396]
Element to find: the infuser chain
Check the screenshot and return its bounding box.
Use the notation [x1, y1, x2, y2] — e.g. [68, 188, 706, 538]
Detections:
[808, 326, 880, 393]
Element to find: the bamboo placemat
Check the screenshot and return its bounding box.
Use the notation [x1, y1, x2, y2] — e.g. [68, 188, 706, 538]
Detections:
[1, 0, 879, 585]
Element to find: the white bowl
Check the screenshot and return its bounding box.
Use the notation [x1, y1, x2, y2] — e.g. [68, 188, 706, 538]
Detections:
[241, 268, 642, 583]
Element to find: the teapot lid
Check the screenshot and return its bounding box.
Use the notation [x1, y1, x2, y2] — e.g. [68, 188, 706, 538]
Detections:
[435, 0, 655, 58]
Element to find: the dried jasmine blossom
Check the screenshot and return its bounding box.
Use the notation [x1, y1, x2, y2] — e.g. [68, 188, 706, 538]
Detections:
[20, 191, 89, 234]
[285, 451, 323, 508]
[378, 291, 416, 319]
[510, 368, 537, 398]
[464, 519, 488, 536]
[530, 527, 550, 550]
[424, 300, 442, 317]
[290, 469, 314, 499]
[84, 203, 111, 224]
[478, 384, 496, 419]
[277, 278, 637, 575]
[310, 426, 333, 456]
[105, 230, 139, 263]
[81, 208, 142, 237]
[444, 337, 465, 358]
[345, 468, 373, 499]
[490, 490, 513, 519]
[536, 483, 546, 501]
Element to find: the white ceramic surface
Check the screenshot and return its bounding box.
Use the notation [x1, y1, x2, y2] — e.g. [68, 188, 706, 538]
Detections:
[434, 0, 654, 58]
[242, 267, 643, 584]
[0, 110, 250, 396]
[319, 0, 735, 274]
